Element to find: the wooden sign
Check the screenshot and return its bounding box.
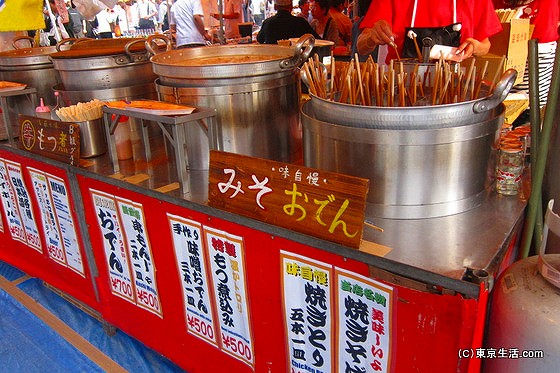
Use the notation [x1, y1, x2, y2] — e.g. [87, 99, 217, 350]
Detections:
[18, 115, 80, 166]
[208, 151, 369, 248]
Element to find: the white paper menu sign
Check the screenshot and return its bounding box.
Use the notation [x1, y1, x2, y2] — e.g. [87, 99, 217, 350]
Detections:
[335, 268, 394, 373]
[168, 213, 217, 346]
[47, 174, 84, 275]
[28, 168, 66, 265]
[0, 158, 23, 241]
[90, 189, 135, 303]
[281, 251, 333, 373]
[204, 227, 254, 369]
[27, 168, 84, 275]
[116, 197, 162, 318]
[1, 159, 42, 252]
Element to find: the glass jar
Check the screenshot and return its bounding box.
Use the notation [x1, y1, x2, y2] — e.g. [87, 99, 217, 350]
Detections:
[495, 146, 525, 196]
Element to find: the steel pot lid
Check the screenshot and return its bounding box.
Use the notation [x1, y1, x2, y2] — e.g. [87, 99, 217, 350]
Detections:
[150, 34, 315, 79]
[50, 39, 149, 59]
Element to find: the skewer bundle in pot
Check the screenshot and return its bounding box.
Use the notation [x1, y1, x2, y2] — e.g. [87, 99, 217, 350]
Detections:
[303, 53, 507, 107]
[56, 99, 106, 122]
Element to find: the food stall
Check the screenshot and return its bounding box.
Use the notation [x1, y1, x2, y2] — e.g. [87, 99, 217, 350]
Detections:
[0, 31, 530, 373]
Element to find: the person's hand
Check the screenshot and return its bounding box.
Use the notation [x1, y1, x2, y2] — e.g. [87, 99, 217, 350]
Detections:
[369, 20, 396, 47]
[456, 38, 476, 59]
[456, 37, 491, 58]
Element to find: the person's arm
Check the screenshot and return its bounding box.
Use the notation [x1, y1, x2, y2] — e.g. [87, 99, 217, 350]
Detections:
[456, 37, 491, 58]
[147, 3, 158, 19]
[194, 14, 211, 41]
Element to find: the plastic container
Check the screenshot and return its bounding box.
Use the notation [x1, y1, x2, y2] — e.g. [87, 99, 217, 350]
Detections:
[35, 98, 51, 119]
[113, 114, 133, 161]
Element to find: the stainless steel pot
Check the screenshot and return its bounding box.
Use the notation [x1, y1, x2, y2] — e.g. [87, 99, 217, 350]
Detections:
[150, 34, 315, 83]
[307, 69, 516, 129]
[152, 35, 315, 164]
[301, 102, 504, 219]
[0, 37, 67, 106]
[49, 38, 165, 90]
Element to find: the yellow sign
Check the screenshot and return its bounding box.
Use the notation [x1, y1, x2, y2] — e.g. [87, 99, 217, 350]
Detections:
[0, 0, 45, 32]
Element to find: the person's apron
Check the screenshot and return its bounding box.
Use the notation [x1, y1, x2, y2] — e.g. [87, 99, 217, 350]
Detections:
[402, 0, 462, 59]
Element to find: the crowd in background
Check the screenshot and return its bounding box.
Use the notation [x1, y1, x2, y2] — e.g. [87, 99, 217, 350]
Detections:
[36, 0, 559, 69]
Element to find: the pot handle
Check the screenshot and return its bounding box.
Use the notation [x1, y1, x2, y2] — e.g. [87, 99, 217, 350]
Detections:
[55, 38, 78, 51]
[280, 34, 315, 69]
[12, 36, 35, 49]
[144, 34, 173, 56]
[472, 68, 517, 113]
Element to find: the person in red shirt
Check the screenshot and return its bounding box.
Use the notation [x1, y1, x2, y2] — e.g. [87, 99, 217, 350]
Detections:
[356, 0, 502, 63]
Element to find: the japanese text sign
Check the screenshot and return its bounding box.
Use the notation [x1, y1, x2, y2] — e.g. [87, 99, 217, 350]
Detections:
[90, 189, 162, 317]
[18, 115, 80, 165]
[208, 151, 369, 248]
[0, 158, 42, 252]
[281, 251, 394, 373]
[28, 167, 85, 276]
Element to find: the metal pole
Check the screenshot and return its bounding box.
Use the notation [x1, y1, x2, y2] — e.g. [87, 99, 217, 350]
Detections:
[519, 41, 560, 259]
[217, 0, 226, 44]
[527, 39, 543, 253]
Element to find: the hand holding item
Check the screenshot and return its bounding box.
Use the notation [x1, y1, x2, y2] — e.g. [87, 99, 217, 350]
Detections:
[369, 19, 396, 47]
[455, 37, 491, 58]
[357, 19, 396, 55]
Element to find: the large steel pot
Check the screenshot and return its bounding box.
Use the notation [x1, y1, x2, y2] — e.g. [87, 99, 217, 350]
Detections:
[307, 69, 516, 129]
[49, 38, 165, 90]
[0, 36, 72, 106]
[301, 102, 503, 219]
[152, 35, 315, 163]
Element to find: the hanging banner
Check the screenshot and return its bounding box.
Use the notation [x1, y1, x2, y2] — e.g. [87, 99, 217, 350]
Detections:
[0, 0, 45, 32]
[2, 158, 42, 252]
[117, 197, 162, 317]
[281, 251, 334, 373]
[204, 227, 254, 369]
[168, 213, 217, 346]
[91, 189, 135, 303]
[335, 268, 394, 373]
[28, 168, 66, 265]
[90, 189, 162, 317]
[0, 158, 25, 243]
[47, 173, 84, 275]
[27, 167, 85, 276]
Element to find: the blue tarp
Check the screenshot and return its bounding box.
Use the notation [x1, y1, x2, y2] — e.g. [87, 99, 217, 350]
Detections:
[0, 261, 186, 372]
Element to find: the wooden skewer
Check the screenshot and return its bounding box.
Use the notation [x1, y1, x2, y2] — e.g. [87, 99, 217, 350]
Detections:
[330, 51, 335, 100]
[490, 55, 506, 91]
[354, 53, 366, 105]
[412, 34, 423, 62]
[390, 42, 401, 62]
[461, 58, 476, 102]
[364, 220, 384, 232]
[303, 62, 317, 96]
[474, 60, 488, 99]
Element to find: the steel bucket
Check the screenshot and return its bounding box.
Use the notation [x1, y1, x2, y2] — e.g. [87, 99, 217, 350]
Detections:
[301, 102, 504, 219]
